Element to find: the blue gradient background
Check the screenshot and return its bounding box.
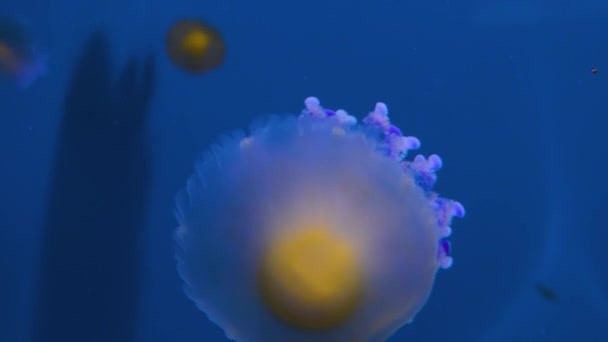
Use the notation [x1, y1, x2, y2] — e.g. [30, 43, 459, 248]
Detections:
[1, 0, 606, 341]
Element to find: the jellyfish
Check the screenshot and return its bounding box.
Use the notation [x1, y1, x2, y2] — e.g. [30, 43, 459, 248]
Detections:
[0, 16, 47, 88]
[166, 19, 226, 73]
[175, 97, 465, 341]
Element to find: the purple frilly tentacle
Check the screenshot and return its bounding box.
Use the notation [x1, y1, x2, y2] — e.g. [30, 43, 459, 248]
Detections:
[301, 96, 357, 126]
[299, 96, 465, 270]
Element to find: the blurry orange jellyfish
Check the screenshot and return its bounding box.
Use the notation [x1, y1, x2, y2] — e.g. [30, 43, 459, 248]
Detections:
[0, 15, 47, 88]
[166, 19, 226, 73]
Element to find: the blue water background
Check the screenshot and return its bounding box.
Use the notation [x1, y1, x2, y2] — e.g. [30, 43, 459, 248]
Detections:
[1, 0, 607, 341]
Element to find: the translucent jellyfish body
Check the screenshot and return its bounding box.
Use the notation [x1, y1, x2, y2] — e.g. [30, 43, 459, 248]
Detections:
[166, 19, 226, 73]
[175, 97, 465, 342]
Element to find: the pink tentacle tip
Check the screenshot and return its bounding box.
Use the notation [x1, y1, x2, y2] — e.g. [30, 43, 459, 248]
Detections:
[335, 109, 357, 126]
[437, 239, 453, 269]
[439, 256, 454, 269]
[404, 136, 421, 150]
[453, 201, 465, 218]
[363, 103, 391, 130]
[374, 102, 389, 116]
[427, 154, 442, 171]
[411, 154, 435, 172]
[439, 225, 452, 238]
[304, 96, 320, 109]
[303, 96, 325, 118]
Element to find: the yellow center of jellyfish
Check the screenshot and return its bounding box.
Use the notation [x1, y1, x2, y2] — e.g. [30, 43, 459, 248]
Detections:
[181, 30, 210, 58]
[258, 225, 364, 330]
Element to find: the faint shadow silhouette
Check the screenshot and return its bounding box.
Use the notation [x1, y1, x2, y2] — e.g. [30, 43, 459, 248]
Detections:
[32, 31, 155, 342]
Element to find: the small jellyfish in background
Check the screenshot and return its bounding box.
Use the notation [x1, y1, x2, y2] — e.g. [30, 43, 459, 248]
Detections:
[166, 19, 225, 73]
[0, 16, 47, 88]
[175, 97, 465, 341]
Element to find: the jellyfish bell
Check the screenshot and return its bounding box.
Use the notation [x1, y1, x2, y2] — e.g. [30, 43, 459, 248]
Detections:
[0, 15, 47, 89]
[166, 19, 226, 73]
[175, 97, 465, 341]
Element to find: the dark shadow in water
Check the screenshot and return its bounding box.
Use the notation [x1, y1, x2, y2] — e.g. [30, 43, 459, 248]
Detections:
[32, 31, 155, 342]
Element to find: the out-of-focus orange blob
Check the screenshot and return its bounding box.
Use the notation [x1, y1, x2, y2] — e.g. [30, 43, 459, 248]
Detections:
[166, 19, 226, 73]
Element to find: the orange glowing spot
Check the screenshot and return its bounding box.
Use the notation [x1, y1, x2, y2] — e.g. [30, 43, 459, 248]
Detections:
[166, 19, 226, 73]
[0, 42, 10, 57]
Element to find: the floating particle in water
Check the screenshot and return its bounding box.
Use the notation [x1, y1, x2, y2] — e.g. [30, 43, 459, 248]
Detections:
[166, 19, 225, 73]
[591, 68, 598, 74]
[536, 282, 559, 302]
[174, 97, 465, 341]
